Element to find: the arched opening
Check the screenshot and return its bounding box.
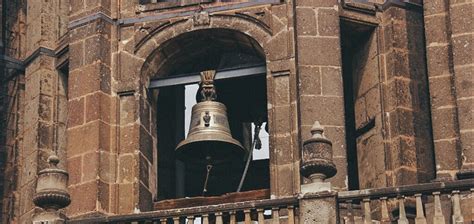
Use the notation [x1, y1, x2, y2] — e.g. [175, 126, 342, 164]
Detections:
[150, 29, 270, 202]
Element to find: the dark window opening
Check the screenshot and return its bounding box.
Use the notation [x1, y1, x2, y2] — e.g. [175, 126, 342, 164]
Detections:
[153, 29, 269, 202]
[341, 20, 378, 190]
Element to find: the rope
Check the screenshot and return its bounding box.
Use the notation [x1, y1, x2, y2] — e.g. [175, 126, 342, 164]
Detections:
[236, 122, 262, 192]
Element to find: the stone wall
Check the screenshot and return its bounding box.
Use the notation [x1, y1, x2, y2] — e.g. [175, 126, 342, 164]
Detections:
[424, 0, 474, 180]
[0, 0, 471, 222]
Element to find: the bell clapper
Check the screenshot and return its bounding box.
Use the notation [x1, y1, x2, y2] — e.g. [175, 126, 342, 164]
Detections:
[202, 156, 213, 195]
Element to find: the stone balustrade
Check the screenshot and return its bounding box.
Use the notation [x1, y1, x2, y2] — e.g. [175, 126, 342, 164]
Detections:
[67, 197, 299, 224]
[338, 180, 473, 224]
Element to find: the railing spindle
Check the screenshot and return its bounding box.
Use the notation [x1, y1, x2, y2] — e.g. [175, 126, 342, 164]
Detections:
[229, 211, 236, 224]
[244, 209, 251, 224]
[173, 217, 180, 224]
[380, 197, 390, 224]
[187, 215, 195, 224]
[160, 218, 167, 224]
[347, 200, 355, 224]
[214, 212, 223, 224]
[433, 192, 445, 224]
[257, 208, 265, 223]
[288, 205, 295, 224]
[363, 198, 371, 224]
[451, 190, 464, 224]
[272, 207, 280, 224]
[397, 196, 408, 224]
[202, 214, 209, 224]
[414, 194, 427, 224]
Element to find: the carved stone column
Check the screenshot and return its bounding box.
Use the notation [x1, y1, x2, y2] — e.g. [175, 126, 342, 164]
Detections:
[32, 155, 71, 223]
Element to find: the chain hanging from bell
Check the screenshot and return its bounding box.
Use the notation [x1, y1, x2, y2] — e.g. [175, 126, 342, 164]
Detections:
[175, 70, 247, 165]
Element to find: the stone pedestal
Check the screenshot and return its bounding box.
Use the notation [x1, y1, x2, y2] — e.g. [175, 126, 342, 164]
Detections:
[32, 210, 67, 224]
[299, 192, 338, 224]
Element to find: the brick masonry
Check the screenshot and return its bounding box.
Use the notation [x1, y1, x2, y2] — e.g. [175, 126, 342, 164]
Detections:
[0, 0, 472, 222]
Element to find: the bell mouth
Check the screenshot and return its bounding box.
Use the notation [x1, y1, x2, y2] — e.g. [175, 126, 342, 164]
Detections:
[175, 136, 246, 165]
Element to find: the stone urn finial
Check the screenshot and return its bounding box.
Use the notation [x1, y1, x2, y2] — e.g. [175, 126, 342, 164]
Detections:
[33, 154, 71, 212]
[300, 121, 337, 183]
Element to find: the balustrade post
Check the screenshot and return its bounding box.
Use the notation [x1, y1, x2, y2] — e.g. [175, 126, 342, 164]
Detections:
[299, 121, 338, 224]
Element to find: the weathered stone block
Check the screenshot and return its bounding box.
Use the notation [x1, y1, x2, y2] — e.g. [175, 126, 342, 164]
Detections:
[86, 92, 112, 123]
[321, 67, 343, 96]
[454, 65, 474, 98]
[296, 0, 338, 7]
[431, 107, 459, 139]
[273, 105, 291, 135]
[300, 95, 345, 126]
[67, 121, 110, 156]
[273, 75, 290, 105]
[67, 156, 82, 186]
[118, 154, 136, 184]
[449, 4, 473, 35]
[69, 62, 111, 99]
[84, 35, 112, 66]
[139, 126, 153, 162]
[434, 139, 461, 170]
[318, 8, 339, 37]
[452, 34, 473, 66]
[273, 135, 293, 165]
[299, 66, 322, 96]
[457, 98, 473, 131]
[139, 182, 153, 212]
[429, 76, 456, 109]
[424, 0, 447, 15]
[118, 183, 134, 214]
[82, 152, 99, 182]
[267, 30, 289, 61]
[69, 41, 85, 71]
[68, 98, 85, 128]
[424, 15, 449, 45]
[460, 131, 474, 164]
[298, 37, 341, 66]
[99, 151, 117, 183]
[120, 124, 139, 154]
[299, 193, 338, 224]
[426, 45, 450, 77]
[387, 108, 415, 137]
[67, 181, 98, 216]
[296, 7, 317, 36]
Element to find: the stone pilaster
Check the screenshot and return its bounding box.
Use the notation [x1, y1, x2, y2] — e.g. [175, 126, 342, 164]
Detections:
[449, 0, 474, 179]
[295, 0, 347, 190]
[18, 0, 67, 223]
[266, 2, 301, 197]
[424, 0, 463, 180]
[379, 6, 435, 185]
[66, 0, 119, 217]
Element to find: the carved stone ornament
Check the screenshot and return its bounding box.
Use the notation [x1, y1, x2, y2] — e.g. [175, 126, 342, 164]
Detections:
[300, 121, 337, 183]
[33, 155, 71, 210]
[193, 10, 210, 26]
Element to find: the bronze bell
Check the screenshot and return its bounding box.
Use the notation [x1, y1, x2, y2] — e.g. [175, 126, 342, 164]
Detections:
[175, 70, 246, 164]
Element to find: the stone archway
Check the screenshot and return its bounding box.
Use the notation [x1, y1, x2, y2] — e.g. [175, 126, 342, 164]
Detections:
[136, 15, 273, 83]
